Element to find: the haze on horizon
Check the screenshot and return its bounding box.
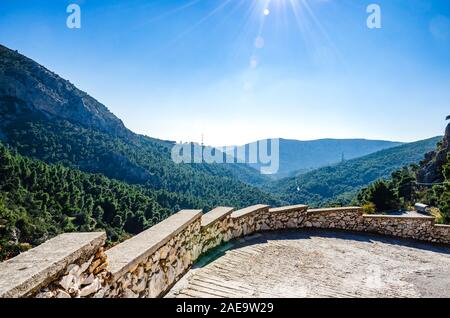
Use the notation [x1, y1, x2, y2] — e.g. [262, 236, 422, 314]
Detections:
[0, 0, 449, 146]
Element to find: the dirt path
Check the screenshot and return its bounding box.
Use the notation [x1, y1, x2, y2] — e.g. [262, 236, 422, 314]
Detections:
[166, 230, 450, 298]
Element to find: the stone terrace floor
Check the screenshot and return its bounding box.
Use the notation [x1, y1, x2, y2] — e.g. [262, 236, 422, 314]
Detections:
[166, 229, 450, 298]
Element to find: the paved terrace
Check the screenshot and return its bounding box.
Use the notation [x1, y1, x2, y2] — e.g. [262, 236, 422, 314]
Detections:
[167, 229, 450, 298]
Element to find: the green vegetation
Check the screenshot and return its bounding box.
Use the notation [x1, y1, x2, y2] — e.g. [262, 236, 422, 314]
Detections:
[265, 137, 442, 207]
[356, 179, 400, 212]
[0, 142, 210, 261]
[0, 45, 283, 261]
[1, 44, 448, 262]
[356, 136, 449, 224]
[0, 101, 281, 210]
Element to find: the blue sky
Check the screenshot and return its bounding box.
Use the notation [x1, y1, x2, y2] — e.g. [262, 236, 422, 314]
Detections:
[0, 0, 449, 145]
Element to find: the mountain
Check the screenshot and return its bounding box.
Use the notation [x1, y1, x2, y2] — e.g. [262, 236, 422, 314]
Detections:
[230, 138, 403, 178]
[0, 45, 131, 138]
[265, 136, 443, 207]
[0, 44, 280, 211]
[0, 141, 198, 261]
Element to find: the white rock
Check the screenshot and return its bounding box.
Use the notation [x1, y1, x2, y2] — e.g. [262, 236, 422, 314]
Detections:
[166, 265, 175, 285]
[59, 274, 76, 291]
[261, 223, 270, 231]
[56, 290, 71, 298]
[287, 221, 297, 228]
[68, 264, 81, 276]
[80, 256, 94, 273]
[93, 288, 106, 298]
[79, 278, 100, 297]
[132, 277, 147, 294]
[175, 259, 184, 277]
[191, 244, 202, 262]
[148, 271, 165, 298]
[122, 289, 139, 298]
[35, 291, 54, 298]
[81, 273, 95, 286]
[65, 264, 78, 275]
[242, 223, 249, 235]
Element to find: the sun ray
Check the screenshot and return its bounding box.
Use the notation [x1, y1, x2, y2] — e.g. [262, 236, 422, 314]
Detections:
[132, 0, 204, 30]
[163, 0, 234, 49]
[286, 0, 343, 66]
[301, 0, 343, 64]
[229, 0, 266, 61]
[145, 0, 343, 68]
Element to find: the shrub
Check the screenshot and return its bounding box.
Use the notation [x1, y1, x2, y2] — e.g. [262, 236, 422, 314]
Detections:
[362, 202, 376, 214]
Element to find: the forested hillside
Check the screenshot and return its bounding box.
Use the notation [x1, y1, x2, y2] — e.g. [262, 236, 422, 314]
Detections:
[266, 136, 442, 207]
[0, 142, 210, 261]
[0, 45, 280, 211]
[0, 45, 287, 261]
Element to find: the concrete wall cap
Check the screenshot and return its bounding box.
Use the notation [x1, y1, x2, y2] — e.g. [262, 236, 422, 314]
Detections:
[269, 205, 308, 214]
[201, 207, 235, 228]
[307, 207, 362, 214]
[231, 204, 270, 219]
[0, 232, 106, 298]
[363, 214, 435, 220]
[434, 224, 450, 228]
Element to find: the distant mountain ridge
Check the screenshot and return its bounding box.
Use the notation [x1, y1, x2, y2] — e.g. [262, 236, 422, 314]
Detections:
[229, 138, 403, 178]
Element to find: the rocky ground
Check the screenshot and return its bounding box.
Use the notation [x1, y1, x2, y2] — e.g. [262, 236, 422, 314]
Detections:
[166, 229, 450, 298]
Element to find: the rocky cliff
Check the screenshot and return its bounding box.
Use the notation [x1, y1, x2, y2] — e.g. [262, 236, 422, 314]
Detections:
[417, 121, 450, 184]
[0, 44, 131, 138]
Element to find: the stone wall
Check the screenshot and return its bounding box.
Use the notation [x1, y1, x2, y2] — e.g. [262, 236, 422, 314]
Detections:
[432, 224, 450, 244]
[362, 214, 435, 242]
[0, 232, 106, 298]
[257, 205, 308, 230]
[35, 245, 109, 298]
[304, 207, 449, 245]
[304, 207, 365, 231]
[103, 210, 203, 298]
[230, 205, 270, 238]
[200, 207, 234, 253]
[1, 205, 449, 298]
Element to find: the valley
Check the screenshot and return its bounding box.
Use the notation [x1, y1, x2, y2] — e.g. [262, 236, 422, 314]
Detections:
[0, 43, 448, 261]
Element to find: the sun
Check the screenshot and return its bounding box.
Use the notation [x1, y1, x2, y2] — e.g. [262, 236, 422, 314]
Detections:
[147, 0, 334, 68]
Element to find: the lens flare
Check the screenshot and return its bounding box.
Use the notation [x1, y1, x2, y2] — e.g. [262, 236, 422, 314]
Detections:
[146, 0, 338, 67]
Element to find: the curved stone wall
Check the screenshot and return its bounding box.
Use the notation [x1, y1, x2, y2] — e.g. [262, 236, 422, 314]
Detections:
[0, 205, 449, 298]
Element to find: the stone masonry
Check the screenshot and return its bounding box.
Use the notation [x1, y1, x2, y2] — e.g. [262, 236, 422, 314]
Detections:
[0, 205, 449, 298]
